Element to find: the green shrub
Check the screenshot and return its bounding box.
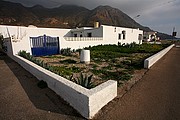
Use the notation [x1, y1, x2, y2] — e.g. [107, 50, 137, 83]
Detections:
[114, 63, 124, 68]
[119, 73, 132, 81]
[51, 66, 71, 76]
[18, 50, 29, 58]
[91, 69, 106, 75]
[102, 65, 113, 70]
[60, 59, 77, 64]
[61, 48, 72, 56]
[75, 48, 82, 55]
[92, 64, 98, 69]
[43, 55, 64, 59]
[18, 50, 95, 88]
[91, 51, 130, 60]
[87, 44, 167, 55]
[69, 66, 81, 73]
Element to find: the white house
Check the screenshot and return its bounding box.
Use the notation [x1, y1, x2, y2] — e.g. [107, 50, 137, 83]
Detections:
[143, 31, 158, 42]
[0, 23, 143, 56]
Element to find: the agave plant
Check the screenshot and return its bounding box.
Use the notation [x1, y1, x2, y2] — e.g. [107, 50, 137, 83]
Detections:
[70, 73, 95, 89]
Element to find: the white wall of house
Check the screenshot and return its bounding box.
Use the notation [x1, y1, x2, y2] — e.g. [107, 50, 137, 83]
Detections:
[102, 25, 143, 45]
[61, 26, 104, 49]
[0, 25, 143, 55]
[66, 25, 143, 49]
[70, 27, 103, 37]
[60, 38, 104, 49]
[0, 25, 70, 55]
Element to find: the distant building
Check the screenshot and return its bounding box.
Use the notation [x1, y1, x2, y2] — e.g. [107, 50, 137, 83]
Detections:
[143, 31, 158, 42]
[0, 23, 143, 56]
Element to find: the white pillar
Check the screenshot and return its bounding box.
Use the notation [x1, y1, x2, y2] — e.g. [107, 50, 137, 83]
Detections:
[80, 50, 90, 64]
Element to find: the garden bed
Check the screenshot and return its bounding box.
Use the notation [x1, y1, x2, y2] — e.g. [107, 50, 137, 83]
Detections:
[34, 43, 170, 87]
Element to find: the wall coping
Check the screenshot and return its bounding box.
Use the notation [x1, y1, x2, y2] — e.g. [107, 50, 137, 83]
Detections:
[144, 44, 175, 69]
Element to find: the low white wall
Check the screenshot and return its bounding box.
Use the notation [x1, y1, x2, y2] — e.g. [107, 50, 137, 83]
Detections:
[11, 55, 117, 119]
[144, 44, 175, 69]
[89, 80, 117, 117]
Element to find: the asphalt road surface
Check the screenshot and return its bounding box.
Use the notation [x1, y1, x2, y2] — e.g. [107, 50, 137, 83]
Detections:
[0, 54, 84, 120]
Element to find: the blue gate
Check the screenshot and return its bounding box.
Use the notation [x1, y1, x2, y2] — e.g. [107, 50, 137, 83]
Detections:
[30, 34, 59, 56]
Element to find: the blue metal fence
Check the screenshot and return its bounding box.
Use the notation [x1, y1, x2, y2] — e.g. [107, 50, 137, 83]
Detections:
[30, 34, 59, 56]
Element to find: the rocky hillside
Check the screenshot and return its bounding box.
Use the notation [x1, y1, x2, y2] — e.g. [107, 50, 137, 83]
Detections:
[0, 1, 39, 26]
[0, 0, 174, 39]
[0, 1, 149, 29]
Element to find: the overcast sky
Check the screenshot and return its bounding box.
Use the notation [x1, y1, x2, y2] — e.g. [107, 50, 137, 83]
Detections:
[5, 0, 180, 38]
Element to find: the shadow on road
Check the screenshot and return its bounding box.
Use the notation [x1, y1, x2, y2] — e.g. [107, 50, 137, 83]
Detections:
[1, 54, 84, 119]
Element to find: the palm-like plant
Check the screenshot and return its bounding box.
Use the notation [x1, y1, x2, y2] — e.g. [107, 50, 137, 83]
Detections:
[70, 73, 94, 89]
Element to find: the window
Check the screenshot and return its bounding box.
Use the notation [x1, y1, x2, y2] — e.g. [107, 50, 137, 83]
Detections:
[122, 31, 126, 39]
[80, 34, 83, 37]
[138, 34, 143, 40]
[118, 34, 121, 40]
[87, 33, 92, 37]
[74, 34, 77, 37]
[114, 27, 116, 32]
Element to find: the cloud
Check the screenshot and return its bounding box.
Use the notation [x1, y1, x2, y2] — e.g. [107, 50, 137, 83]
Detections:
[135, 0, 180, 37]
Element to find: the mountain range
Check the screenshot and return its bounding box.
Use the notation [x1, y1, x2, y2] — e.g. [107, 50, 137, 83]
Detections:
[0, 0, 174, 39]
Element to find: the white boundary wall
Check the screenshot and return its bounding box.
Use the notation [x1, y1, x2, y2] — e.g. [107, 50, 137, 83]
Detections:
[11, 55, 117, 119]
[0, 25, 143, 55]
[144, 44, 175, 69]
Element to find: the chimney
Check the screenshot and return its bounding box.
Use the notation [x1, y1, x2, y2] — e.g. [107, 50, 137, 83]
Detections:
[94, 22, 99, 28]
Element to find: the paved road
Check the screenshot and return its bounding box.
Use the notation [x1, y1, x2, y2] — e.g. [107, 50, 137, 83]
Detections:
[0, 54, 84, 120]
[1, 44, 180, 120]
[95, 45, 180, 120]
